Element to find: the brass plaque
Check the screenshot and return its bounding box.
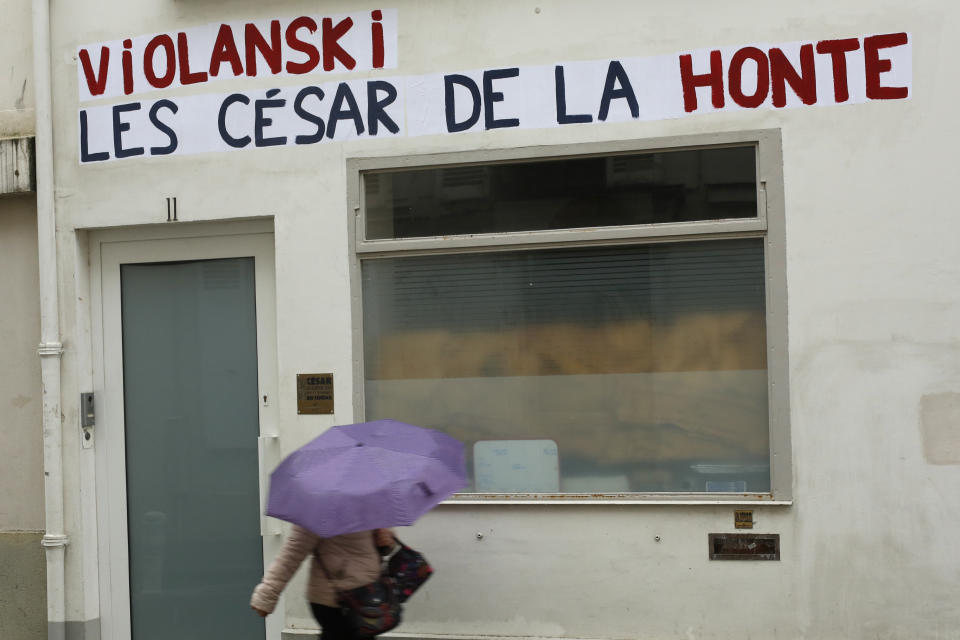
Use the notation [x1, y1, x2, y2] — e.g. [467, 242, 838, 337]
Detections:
[734, 509, 754, 529]
[297, 373, 334, 414]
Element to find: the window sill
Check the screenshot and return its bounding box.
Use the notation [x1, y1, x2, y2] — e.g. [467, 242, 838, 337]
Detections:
[443, 493, 792, 506]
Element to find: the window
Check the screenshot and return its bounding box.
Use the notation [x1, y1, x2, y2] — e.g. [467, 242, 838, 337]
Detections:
[351, 131, 789, 500]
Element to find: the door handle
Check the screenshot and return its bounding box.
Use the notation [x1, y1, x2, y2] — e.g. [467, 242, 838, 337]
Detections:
[257, 435, 282, 536]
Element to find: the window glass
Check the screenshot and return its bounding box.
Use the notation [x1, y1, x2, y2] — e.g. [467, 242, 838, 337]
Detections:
[364, 146, 757, 240]
[362, 239, 770, 494]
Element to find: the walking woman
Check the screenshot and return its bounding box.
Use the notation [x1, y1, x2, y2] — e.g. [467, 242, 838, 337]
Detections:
[251, 527, 395, 640]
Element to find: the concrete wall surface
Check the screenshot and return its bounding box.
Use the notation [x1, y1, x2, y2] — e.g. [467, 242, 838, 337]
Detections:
[0, 531, 47, 640]
[0, 0, 34, 137]
[0, 193, 44, 528]
[0, 194, 45, 639]
[30, 1, 960, 639]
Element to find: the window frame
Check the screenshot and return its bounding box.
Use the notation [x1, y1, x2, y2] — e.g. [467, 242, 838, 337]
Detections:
[347, 129, 791, 504]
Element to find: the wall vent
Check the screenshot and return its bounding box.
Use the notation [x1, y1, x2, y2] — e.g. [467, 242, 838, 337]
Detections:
[708, 533, 780, 560]
[0, 136, 35, 195]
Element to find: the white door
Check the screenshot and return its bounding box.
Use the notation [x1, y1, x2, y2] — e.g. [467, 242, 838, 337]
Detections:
[92, 230, 282, 640]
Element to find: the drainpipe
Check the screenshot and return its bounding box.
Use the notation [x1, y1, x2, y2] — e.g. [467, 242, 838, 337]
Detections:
[32, 0, 69, 638]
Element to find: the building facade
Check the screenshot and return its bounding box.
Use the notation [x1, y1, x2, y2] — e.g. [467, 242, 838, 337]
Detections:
[6, 1, 960, 639]
[0, 1, 45, 638]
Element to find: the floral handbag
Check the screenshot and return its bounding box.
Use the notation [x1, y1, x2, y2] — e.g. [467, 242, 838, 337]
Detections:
[316, 551, 402, 638]
[336, 575, 402, 638]
[385, 538, 433, 602]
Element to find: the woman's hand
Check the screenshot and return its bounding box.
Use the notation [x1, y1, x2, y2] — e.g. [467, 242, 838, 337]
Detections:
[251, 606, 269, 618]
[374, 528, 395, 551]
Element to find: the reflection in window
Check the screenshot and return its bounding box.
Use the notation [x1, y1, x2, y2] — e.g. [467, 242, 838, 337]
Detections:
[365, 146, 758, 239]
[362, 239, 769, 493]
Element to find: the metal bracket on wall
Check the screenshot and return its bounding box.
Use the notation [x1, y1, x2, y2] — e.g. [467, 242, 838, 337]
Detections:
[80, 392, 95, 449]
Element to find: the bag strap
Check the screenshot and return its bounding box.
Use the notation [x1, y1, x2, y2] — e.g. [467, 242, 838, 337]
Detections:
[381, 536, 404, 559]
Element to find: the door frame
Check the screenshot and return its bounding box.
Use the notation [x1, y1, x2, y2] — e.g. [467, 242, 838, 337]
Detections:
[89, 222, 282, 640]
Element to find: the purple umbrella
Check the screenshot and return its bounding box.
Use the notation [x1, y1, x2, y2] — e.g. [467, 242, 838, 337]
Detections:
[266, 419, 467, 537]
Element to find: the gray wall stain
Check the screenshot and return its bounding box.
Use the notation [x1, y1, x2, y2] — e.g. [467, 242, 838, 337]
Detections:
[11, 394, 32, 408]
[920, 392, 960, 465]
[16, 78, 27, 110]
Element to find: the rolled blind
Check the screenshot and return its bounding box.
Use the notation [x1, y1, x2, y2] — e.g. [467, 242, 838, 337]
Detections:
[362, 238, 765, 332]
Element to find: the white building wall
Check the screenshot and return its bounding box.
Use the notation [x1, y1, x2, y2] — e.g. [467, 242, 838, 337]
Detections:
[0, 193, 46, 640]
[45, 1, 960, 639]
[0, 195, 43, 527]
[0, 0, 34, 137]
[0, 1, 46, 639]
[0, 0, 39, 526]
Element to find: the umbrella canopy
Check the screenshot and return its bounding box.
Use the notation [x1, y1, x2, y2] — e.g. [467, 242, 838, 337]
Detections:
[266, 419, 467, 537]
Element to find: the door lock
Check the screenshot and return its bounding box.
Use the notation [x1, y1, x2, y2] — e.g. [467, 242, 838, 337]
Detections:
[81, 392, 95, 427]
[80, 392, 95, 448]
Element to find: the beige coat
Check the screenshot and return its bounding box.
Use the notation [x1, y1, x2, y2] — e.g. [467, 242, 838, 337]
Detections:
[250, 526, 381, 611]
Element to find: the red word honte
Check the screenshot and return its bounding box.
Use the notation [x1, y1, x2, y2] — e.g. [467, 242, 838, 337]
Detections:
[678, 32, 909, 112]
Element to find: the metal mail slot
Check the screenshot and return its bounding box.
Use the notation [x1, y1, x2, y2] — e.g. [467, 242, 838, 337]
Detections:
[708, 533, 780, 560]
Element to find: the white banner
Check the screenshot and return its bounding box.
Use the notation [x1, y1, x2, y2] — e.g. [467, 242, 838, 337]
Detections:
[78, 31, 912, 164]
